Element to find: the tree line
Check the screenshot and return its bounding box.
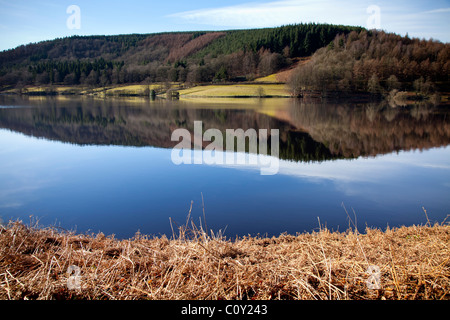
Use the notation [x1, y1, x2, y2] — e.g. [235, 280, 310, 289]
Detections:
[288, 30, 450, 96]
[0, 24, 363, 88]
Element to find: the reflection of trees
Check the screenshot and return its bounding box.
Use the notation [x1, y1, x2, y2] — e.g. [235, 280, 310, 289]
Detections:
[383, 107, 398, 122]
[285, 99, 450, 158]
[0, 96, 337, 162]
[0, 96, 449, 162]
[277, 131, 339, 162]
[410, 105, 431, 121]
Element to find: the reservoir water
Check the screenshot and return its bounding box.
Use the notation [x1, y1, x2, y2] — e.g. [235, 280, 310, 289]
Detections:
[0, 96, 449, 238]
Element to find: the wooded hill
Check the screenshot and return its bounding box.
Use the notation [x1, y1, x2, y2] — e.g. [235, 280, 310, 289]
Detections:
[288, 30, 450, 96]
[0, 24, 362, 88]
[1, 23, 448, 97]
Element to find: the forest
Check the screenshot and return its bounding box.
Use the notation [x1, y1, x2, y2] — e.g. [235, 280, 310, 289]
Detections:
[288, 30, 450, 96]
[0, 24, 362, 88]
[0, 23, 448, 96]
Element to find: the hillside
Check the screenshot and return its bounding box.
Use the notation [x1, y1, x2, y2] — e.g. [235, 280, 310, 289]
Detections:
[0, 24, 362, 89]
[288, 30, 450, 97]
[1, 24, 448, 99]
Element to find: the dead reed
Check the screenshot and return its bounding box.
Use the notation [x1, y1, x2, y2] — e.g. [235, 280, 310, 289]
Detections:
[0, 216, 448, 300]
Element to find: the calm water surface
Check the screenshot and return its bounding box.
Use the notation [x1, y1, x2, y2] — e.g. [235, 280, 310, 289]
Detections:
[0, 96, 449, 238]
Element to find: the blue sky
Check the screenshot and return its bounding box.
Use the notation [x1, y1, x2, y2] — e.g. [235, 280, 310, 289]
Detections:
[0, 0, 449, 51]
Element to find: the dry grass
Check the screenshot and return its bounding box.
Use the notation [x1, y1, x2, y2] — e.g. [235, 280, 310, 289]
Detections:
[0, 217, 448, 300]
[178, 84, 290, 97]
[254, 74, 280, 83]
[255, 57, 312, 83]
[103, 84, 165, 96]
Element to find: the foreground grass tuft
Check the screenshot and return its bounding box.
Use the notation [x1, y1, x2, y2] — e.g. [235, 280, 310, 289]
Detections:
[0, 219, 448, 300]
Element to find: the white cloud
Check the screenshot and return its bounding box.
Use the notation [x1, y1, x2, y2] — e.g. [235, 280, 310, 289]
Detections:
[169, 0, 368, 28]
[200, 146, 450, 194]
[0, 202, 23, 209]
[169, 0, 450, 42]
[422, 7, 450, 14]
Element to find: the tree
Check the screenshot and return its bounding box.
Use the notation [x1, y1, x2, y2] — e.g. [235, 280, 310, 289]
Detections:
[99, 70, 110, 86]
[367, 74, 380, 94]
[35, 71, 50, 85]
[413, 77, 424, 93]
[256, 86, 265, 98]
[413, 76, 435, 95]
[302, 32, 311, 55]
[63, 72, 77, 85]
[243, 51, 258, 77]
[386, 75, 400, 91]
[168, 67, 178, 82]
[85, 70, 99, 86]
[258, 50, 285, 76]
[214, 65, 228, 82]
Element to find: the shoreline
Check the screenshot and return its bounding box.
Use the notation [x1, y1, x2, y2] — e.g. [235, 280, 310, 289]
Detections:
[1, 83, 447, 106]
[1, 220, 448, 300]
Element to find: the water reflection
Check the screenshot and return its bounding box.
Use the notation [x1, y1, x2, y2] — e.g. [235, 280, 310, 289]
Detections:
[0, 95, 449, 161]
[0, 96, 449, 238]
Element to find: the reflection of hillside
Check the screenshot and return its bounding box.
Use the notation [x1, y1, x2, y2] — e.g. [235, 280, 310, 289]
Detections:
[284, 100, 450, 158]
[0, 96, 448, 162]
[0, 96, 337, 162]
[0, 97, 284, 147]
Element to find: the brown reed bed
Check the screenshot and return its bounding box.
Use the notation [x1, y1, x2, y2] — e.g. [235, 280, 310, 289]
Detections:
[0, 216, 448, 300]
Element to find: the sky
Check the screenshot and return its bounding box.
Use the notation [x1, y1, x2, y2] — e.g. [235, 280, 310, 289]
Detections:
[0, 0, 449, 51]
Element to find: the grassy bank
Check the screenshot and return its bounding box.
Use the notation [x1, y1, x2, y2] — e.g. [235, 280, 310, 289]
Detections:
[178, 84, 290, 98]
[0, 219, 448, 300]
[1, 82, 292, 98]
